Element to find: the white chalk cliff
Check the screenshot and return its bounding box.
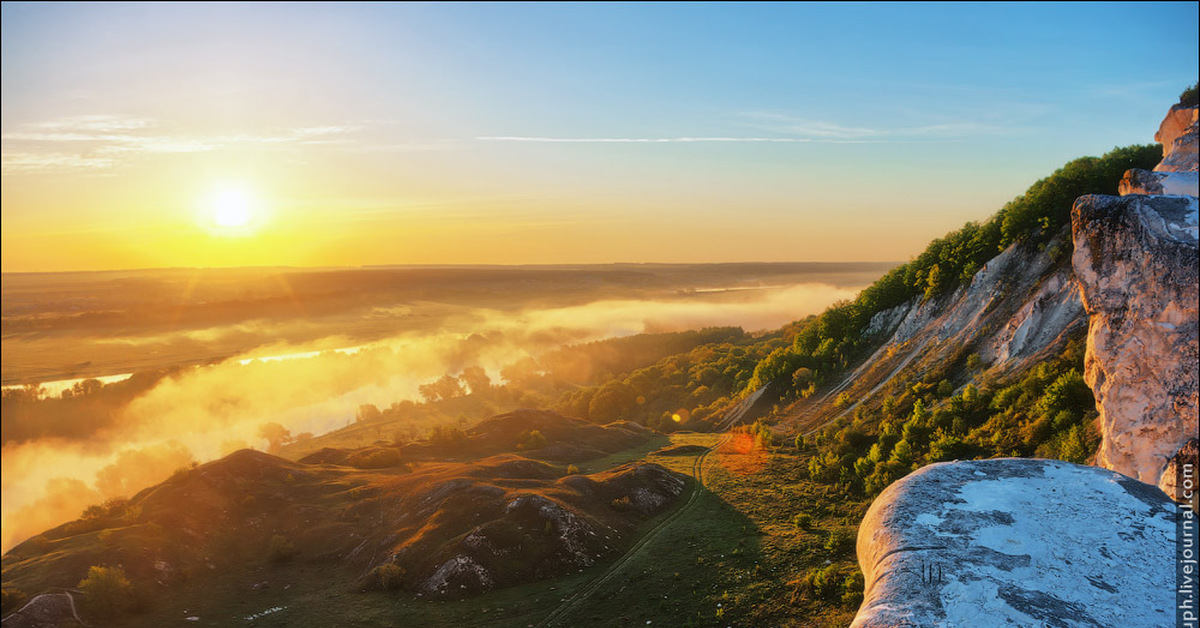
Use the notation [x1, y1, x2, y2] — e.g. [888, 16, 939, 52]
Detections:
[849, 99, 1195, 627]
[1074, 102, 1199, 498]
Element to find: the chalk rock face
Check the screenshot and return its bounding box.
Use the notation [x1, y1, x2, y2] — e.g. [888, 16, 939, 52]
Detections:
[1072, 193, 1198, 495]
[1159, 437, 1199, 510]
[1118, 167, 1199, 196]
[851, 459, 1176, 628]
[1121, 104, 1198, 195]
[1154, 104, 1199, 172]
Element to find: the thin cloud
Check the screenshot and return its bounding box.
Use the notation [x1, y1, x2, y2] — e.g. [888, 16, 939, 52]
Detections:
[1, 116, 363, 174]
[741, 112, 1007, 140]
[1, 152, 118, 173]
[477, 136, 880, 144]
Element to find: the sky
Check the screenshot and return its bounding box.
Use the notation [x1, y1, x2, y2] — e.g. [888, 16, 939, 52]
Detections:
[2, 2, 1197, 272]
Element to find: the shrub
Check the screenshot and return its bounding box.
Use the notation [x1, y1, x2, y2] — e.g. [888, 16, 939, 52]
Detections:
[518, 429, 548, 450]
[824, 528, 855, 555]
[792, 513, 812, 531]
[799, 565, 843, 600]
[429, 425, 466, 446]
[965, 353, 984, 371]
[372, 562, 406, 591]
[348, 448, 402, 469]
[267, 534, 298, 562]
[1, 586, 28, 615]
[78, 566, 136, 620]
[610, 496, 633, 511]
[1181, 82, 1199, 108]
[566, 464, 580, 475]
[841, 570, 865, 608]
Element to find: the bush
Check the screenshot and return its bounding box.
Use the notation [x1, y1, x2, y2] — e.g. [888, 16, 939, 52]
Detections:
[372, 562, 406, 591]
[429, 425, 466, 446]
[348, 448, 402, 469]
[1, 586, 28, 615]
[792, 513, 813, 531]
[798, 565, 843, 601]
[267, 534, 298, 562]
[1181, 82, 1199, 108]
[78, 566, 136, 620]
[841, 570, 865, 608]
[566, 464, 580, 475]
[517, 429, 548, 450]
[610, 496, 633, 511]
[824, 528, 855, 556]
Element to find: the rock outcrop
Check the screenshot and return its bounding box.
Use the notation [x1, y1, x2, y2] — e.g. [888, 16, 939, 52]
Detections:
[851, 459, 1176, 628]
[1119, 104, 1198, 195]
[1118, 167, 1199, 196]
[1072, 193, 1199, 491]
[1154, 104, 1199, 173]
[1072, 102, 1199, 498]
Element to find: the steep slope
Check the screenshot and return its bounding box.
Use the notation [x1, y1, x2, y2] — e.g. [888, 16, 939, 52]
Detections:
[738, 143, 1161, 439]
[848, 98, 1197, 628]
[773, 225, 1087, 442]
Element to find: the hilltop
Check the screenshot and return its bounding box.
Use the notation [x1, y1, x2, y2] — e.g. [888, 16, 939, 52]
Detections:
[1, 411, 688, 625]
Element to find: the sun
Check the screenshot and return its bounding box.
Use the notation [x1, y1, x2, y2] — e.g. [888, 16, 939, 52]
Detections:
[198, 184, 266, 235]
[212, 188, 252, 227]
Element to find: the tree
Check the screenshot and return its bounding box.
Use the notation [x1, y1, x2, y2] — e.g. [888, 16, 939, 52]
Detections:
[356, 404, 382, 423]
[419, 374, 465, 403]
[459, 366, 492, 396]
[587, 381, 636, 423]
[78, 566, 136, 620]
[258, 422, 292, 453]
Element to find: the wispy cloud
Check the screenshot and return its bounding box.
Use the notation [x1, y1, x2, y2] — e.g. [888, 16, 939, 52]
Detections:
[475, 113, 1005, 146]
[740, 112, 1008, 140]
[477, 136, 880, 144]
[1, 116, 363, 174]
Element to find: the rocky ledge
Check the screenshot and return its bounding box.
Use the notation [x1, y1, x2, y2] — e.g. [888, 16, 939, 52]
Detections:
[851, 459, 1175, 628]
[1072, 97, 1199, 497]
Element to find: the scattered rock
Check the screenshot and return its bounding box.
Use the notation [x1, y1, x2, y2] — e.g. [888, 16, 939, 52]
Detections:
[0, 593, 80, 628]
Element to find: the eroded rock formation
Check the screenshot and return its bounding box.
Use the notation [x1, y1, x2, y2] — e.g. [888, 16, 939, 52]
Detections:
[1119, 104, 1197, 195]
[851, 459, 1175, 628]
[1154, 103, 1199, 173]
[1073, 102, 1199, 498]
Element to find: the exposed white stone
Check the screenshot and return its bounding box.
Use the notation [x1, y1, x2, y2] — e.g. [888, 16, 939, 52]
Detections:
[851, 459, 1176, 628]
[1153, 104, 1199, 173]
[1119, 168, 1200, 196]
[1072, 193, 1198, 495]
[420, 554, 493, 595]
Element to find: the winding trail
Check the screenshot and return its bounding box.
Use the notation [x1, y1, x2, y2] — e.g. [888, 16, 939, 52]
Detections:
[535, 434, 729, 628]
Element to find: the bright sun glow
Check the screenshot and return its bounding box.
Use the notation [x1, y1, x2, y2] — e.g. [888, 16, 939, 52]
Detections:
[198, 185, 266, 235]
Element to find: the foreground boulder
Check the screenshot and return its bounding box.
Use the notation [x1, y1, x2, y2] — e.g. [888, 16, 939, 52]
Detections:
[852, 459, 1175, 628]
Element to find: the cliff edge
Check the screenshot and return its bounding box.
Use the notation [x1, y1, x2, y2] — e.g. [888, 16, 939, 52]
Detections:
[1074, 102, 1199, 498]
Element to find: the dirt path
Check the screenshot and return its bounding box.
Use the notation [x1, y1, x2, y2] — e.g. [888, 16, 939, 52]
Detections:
[534, 434, 729, 628]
